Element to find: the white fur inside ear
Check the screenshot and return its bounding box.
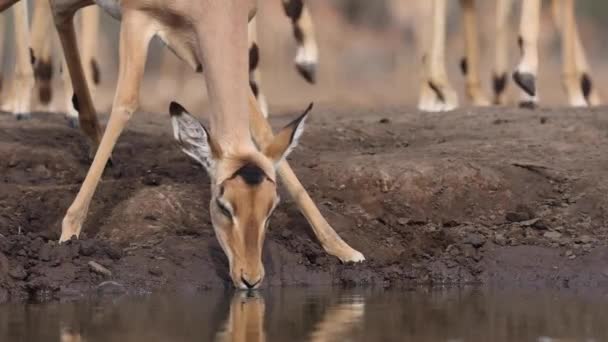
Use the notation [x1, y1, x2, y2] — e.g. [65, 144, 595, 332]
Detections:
[171, 114, 215, 171]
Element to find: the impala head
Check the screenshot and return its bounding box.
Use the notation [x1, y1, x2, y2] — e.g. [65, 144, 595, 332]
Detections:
[170, 102, 311, 289]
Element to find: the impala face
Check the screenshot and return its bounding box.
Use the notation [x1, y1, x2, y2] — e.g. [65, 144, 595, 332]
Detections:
[170, 102, 310, 289]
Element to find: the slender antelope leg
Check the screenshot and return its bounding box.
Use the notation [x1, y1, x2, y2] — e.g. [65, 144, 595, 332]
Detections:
[52, 5, 102, 151]
[282, 0, 318, 84]
[573, 25, 601, 106]
[248, 17, 269, 117]
[459, 0, 489, 106]
[80, 6, 100, 97]
[248, 92, 364, 262]
[513, 0, 540, 108]
[493, 0, 512, 105]
[553, 0, 601, 107]
[62, 8, 99, 125]
[31, 0, 54, 108]
[558, 0, 587, 107]
[1, 1, 34, 117]
[59, 10, 153, 242]
[418, 0, 458, 112]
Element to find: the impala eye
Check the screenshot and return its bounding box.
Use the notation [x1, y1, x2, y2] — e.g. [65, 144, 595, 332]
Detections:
[216, 199, 233, 219]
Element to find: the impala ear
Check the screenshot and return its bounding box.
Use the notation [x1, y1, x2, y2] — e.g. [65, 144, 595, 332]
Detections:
[263, 103, 312, 165]
[170, 101, 222, 171]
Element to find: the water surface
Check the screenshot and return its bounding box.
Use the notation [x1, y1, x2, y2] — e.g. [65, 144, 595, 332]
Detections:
[1, 287, 607, 341]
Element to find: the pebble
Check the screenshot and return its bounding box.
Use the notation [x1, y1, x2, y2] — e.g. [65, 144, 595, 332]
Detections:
[149, 266, 163, 276]
[463, 233, 486, 248]
[79, 240, 97, 256]
[89, 261, 112, 277]
[543, 231, 562, 240]
[9, 265, 27, 280]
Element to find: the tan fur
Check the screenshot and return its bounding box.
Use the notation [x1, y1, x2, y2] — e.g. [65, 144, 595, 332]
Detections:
[38, 0, 362, 290]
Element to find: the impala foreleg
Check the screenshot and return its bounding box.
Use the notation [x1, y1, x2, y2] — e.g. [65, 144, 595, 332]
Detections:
[460, 0, 489, 106]
[418, 0, 458, 112]
[493, 0, 512, 105]
[248, 17, 268, 117]
[282, 0, 318, 84]
[31, 0, 54, 108]
[52, 3, 102, 148]
[59, 10, 153, 242]
[513, 0, 540, 108]
[2, 1, 34, 117]
[248, 92, 364, 263]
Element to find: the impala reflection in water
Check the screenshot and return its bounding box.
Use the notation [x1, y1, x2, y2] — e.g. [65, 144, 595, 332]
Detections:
[1, 288, 607, 341]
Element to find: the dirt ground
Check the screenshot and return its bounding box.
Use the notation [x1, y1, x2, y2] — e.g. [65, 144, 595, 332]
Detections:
[2, 104, 608, 303]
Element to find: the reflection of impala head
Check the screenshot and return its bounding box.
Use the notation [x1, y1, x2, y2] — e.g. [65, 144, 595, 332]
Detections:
[216, 292, 266, 342]
[170, 102, 310, 289]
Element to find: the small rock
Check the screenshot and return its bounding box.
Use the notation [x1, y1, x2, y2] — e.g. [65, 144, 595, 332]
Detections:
[568, 254, 576, 260]
[378, 118, 391, 124]
[576, 235, 594, 244]
[565, 250, 573, 257]
[505, 211, 530, 223]
[9, 265, 27, 280]
[532, 220, 549, 230]
[97, 281, 126, 295]
[494, 234, 506, 246]
[543, 231, 562, 240]
[104, 245, 123, 260]
[79, 240, 97, 256]
[89, 261, 112, 277]
[463, 233, 486, 248]
[149, 266, 163, 276]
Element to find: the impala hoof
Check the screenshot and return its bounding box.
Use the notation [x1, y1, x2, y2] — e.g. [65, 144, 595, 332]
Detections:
[296, 62, 316, 84]
[513, 71, 536, 97]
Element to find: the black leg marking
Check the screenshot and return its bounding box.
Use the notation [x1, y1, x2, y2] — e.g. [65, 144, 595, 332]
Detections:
[34, 59, 54, 104]
[517, 35, 523, 55]
[249, 43, 260, 71]
[581, 73, 592, 101]
[460, 57, 468, 76]
[72, 93, 80, 112]
[428, 81, 446, 103]
[492, 73, 507, 103]
[196, 64, 203, 73]
[249, 80, 259, 97]
[91, 59, 100, 85]
[29, 48, 36, 65]
[282, 0, 304, 21]
[512, 71, 536, 97]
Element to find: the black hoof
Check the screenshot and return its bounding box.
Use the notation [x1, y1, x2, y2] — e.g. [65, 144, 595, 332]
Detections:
[518, 101, 537, 110]
[15, 113, 31, 121]
[512, 71, 536, 97]
[66, 116, 79, 129]
[296, 63, 316, 84]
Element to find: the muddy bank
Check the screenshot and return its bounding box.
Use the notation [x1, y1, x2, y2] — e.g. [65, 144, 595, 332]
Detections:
[1, 106, 608, 302]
